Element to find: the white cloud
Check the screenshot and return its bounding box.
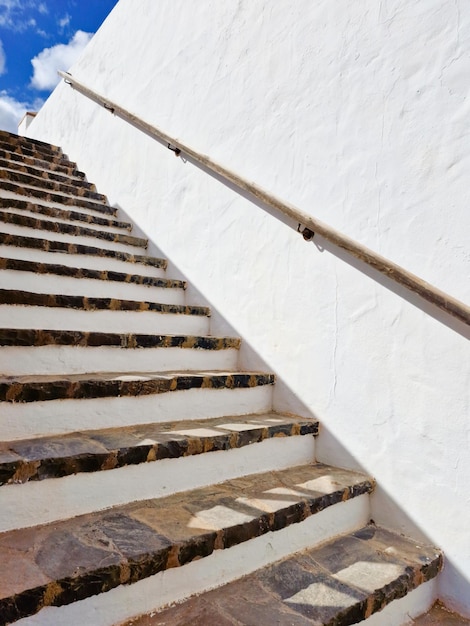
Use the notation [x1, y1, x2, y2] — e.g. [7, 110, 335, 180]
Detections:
[0, 39, 6, 75]
[58, 13, 70, 31]
[30, 30, 93, 91]
[0, 91, 44, 132]
[38, 2, 47, 14]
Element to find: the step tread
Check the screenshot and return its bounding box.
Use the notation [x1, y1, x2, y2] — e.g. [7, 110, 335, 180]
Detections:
[0, 160, 95, 188]
[0, 232, 165, 267]
[0, 211, 147, 248]
[127, 525, 442, 626]
[0, 258, 170, 286]
[0, 329, 241, 349]
[0, 412, 318, 485]
[0, 289, 205, 315]
[0, 197, 132, 231]
[0, 463, 373, 624]
[0, 130, 62, 154]
[0, 168, 107, 202]
[0, 371, 275, 403]
[0, 149, 84, 177]
[0, 181, 116, 214]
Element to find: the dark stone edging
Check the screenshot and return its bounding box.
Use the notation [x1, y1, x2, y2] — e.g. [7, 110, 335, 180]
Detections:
[0, 413, 318, 485]
[0, 233, 164, 266]
[0, 149, 83, 178]
[0, 329, 240, 350]
[0, 197, 132, 231]
[0, 211, 147, 249]
[0, 372, 275, 403]
[0, 258, 171, 286]
[0, 289, 205, 315]
[0, 169, 107, 203]
[0, 464, 373, 625]
[0, 158, 96, 190]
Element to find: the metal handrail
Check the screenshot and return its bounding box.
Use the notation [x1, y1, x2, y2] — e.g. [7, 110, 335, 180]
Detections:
[58, 70, 470, 327]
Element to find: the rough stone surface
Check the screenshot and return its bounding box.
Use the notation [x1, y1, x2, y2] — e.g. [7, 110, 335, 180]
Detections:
[0, 371, 275, 403]
[123, 525, 442, 626]
[0, 159, 96, 189]
[0, 413, 318, 485]
[0, 167, 100, 198]
[0, 463, 372, 624]
[0, 329, 240, 350]
[0, 147, 83, 176]
[0, 289, 208, 316]
[0, 196, 132, 230]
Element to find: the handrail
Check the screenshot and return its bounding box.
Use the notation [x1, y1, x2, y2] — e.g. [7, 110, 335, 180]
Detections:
[58, 70, 470, 327]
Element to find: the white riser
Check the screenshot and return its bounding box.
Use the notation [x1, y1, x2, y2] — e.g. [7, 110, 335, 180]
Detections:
[0, 435, 315, 532]
[1, 345, 239, 376]
[0, 222, 145, 255]
[0, 246, 166, 278]
[0, 306, 210, 335]
[13, 495, 370, 626]
[0, 385, 273, 440]
[0, 269, 185, 304]
[1, 206, 130, 236]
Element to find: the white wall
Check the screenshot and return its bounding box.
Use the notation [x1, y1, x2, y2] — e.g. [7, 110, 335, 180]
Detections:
[27, 0, 470, 616]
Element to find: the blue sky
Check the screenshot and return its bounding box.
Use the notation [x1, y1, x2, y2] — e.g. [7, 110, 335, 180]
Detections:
[0, 0, 118, 132]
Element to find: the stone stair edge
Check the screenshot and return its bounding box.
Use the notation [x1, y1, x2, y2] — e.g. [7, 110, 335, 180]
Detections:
[0, 462, 373, 625]
[0, 129, 63, 154]
[0, 289, 209, 316]
[0, 329, 241, 350]
[0, 159, 97, 189]
[0, 197, 132, 231]
[0, 168, 107, 202]
[0, 148, 84, 177]
[0, 210, 148, 249]
[127, 524, 442, 626]
[0, 412, 319, 486]
[0, 371, 276, 404]
[0, 180, 115, 214]
[0, 258, 171, 286]
[0, 233, 164, 267]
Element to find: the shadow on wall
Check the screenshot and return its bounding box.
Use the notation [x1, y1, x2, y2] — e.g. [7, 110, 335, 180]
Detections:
[114, 200, 470, 618]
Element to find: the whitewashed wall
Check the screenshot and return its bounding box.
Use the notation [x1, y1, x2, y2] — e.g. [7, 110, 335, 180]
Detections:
[27, 0, 470, 616]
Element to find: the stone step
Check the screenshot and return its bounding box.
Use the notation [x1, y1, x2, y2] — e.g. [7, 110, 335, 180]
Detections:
[0, 289, 211, 335]
[0, 371, 274, 440]
[129, 525, 442, 626]
[0, 168, 107, 203]
[0, 264, 185, 302]
[0, 159, 96, 190]
[0, 197, 132, 232]
[0, 413, 318, 529]
[0, 129, 62, 156]
[0, 258, 168, 288]
[0, 330, 240, 375]
[0, 463, 373, 625]
[0, 211, 147, 250]
[0, 181, 116, 215]
[0, 139, 68, 167]
[0, 148, 84, 178]
[0, 232, 165, 271]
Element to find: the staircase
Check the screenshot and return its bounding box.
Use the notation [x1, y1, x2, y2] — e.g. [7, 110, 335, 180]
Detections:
[0, 129, 442, 626]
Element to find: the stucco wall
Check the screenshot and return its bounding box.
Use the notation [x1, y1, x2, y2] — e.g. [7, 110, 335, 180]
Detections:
[27, 0, 470, 615]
